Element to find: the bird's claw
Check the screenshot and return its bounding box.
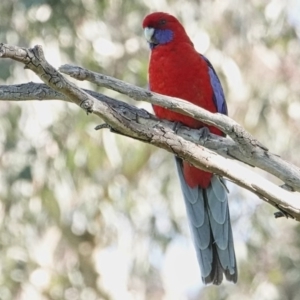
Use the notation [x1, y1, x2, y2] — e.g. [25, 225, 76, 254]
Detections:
[198, 127, 210, 141]
[172, 121, 183, 133]
[80, 99, 94, 114]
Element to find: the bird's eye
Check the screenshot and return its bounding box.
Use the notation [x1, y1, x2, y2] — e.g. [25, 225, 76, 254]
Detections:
[159, 19, 167, 25]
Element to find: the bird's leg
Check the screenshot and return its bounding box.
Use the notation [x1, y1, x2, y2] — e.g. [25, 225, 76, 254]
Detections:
[172, 121, 183, 133]
[197, 126, 210, 141]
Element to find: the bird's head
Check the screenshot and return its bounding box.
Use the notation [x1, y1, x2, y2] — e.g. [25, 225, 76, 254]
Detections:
[142, 12, 191, 49]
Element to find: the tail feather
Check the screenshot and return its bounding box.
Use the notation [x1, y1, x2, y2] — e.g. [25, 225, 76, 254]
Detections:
[175, 157, 237, 285]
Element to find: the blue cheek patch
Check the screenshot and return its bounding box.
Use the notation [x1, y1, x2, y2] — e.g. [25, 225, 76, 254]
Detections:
[155, 29, 174, 44]
[149, 29, 174, 49]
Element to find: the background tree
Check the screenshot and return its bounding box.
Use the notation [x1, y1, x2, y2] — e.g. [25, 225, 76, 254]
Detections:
[0, 1, 300, 300]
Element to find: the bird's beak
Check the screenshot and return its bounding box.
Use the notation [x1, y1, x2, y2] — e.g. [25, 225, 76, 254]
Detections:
[144, 27, 155, 43]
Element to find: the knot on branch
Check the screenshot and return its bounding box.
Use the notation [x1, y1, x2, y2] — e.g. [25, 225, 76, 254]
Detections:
[231, 124, 268, 155]
[24, 45, 45, 69]
[80, 99, 94, 114]
[31, 45, 45, 62]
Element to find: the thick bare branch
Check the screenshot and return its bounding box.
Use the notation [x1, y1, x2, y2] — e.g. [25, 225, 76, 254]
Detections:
[59, 64, 268, 155]
[1, 43, 300, 220]
[59, 64, 300, 193]
[1, 82, 300, 194]
[0, 43, 145, 140]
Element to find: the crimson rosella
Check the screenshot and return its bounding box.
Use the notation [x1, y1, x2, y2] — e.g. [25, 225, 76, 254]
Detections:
[143, 12, 237, 285]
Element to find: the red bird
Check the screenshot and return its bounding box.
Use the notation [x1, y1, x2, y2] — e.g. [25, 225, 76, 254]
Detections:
[143, 12, 237, 285]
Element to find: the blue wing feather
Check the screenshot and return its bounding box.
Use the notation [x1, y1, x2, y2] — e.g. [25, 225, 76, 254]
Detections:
[201, 54, 228, 116]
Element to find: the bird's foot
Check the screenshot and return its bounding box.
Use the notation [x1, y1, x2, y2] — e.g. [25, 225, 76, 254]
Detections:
[198, 127, 210, 141]
[172, 121, 183, 133]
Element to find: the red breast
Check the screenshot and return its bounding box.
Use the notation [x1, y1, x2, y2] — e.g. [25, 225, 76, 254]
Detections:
[150, 43, 217, 120]
[149, 42, 222, 188]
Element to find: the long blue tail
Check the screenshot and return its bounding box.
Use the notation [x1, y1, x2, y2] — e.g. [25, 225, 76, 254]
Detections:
[175, 157, 237, 285]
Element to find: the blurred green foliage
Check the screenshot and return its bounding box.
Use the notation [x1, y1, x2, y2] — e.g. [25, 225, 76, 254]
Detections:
[0, 0, 300, 299]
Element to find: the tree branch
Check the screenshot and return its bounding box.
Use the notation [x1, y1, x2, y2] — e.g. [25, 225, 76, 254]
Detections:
[59, 64, 268, 154]
[58, 64, 300, 193]
[1, 82, 299, 195]
[1, 43, 300, 220]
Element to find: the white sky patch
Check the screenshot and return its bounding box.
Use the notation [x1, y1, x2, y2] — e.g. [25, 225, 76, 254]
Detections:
[79, 20, 109, 41]
[18, 283, 48, 300]
[125, 38, 140, 54]
[35, 4, 52, 23]
[59, 28, 73, 48]
[143, 0, 169, 11]
[31, 227, 61, 267]
[102, 130, 122, 168]
[93, 38, 124, 58]
[265, 0, 284, 21]
[6, 30, 19, 46]
[162, 238, 202, 300]
[253, 281, 279, 300]
[288, 0, 300, 37]
[288, 101, 300, 120]
[19, 102, 61, 139]
[10, 37, 66, 148]
[254, 45, 281, 70]
[222, 57, 248, 101]
[95, 247, 132, 300]
[30, 268, 51, 290]
[193, 31, 210, 54]
[94, 238, 204, 300]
